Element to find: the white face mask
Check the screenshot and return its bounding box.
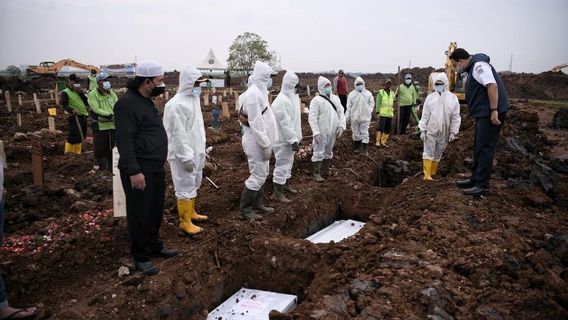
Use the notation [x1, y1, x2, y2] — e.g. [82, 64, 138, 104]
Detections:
[435, 84, 445, 93]
[73, 83, 81, 88]
[192, 86, 202, 96]
[102, 81, 111, 90]
[355, 84, 364, 92]
[405, 79, 412, 85]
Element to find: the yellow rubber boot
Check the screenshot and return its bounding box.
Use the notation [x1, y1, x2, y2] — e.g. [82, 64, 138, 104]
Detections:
[431, 161, 439, 177]
[177, 199, 203, 235]
[64, 142, 74, 154]
[189, 198, 208, 221]
[381, 134, 390, 147]
[375, 132, 382, 147]
[74, 143, 82, 155]
[423, 159, 433, 181]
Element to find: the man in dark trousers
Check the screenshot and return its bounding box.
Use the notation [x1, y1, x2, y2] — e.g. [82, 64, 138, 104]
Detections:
[60, 74, 89, 155]
[450, 48, 508, 196]
[333, 69, 348, 111]
[115, 60, 178, 276]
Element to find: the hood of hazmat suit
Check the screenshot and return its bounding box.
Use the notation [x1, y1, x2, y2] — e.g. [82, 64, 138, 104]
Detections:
[346, 77, 374, 122]
[164, 65, 206, 162]
[241, 61, 278, 148]
[272, 70, 302, 144]
[418, 73, 461, 135]
[308, 76, 346, 136]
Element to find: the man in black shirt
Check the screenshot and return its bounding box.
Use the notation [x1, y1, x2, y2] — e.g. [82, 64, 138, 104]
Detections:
[114, 60, 178, 276]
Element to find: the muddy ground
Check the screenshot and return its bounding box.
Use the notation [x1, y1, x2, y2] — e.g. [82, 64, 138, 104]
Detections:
[0, 70, 567, 319]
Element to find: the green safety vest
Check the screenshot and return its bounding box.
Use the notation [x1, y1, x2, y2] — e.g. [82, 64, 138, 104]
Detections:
[62, 88, 88, 116]
[398, 84, 417, 107]
[88, 88, 117, 130]
[375, 89, 395, 118]
[88, 75, 98, 91]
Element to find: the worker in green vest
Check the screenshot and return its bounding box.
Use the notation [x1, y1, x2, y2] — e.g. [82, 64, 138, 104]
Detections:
[88, 69, 98, 91]
[397, 74, 417, 134]
[375, 79, 396, 147]
[88, 72, 118, 170]
[60, 74, 89, 154]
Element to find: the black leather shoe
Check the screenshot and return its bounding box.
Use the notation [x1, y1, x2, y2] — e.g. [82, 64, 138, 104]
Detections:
[135, 261, 159, 276]
[462, 186, 489, 196]
[154, 248, 179, 259]
[456, 179, 475, 189]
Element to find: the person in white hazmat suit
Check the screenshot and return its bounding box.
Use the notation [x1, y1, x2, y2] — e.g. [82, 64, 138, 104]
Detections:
[346, 77, 374, 156]
[163, 65, 209, 235]
[418, 73, 461, 180]
[271, 71, 302, 203]
[239, 62, 278, 220]
[308, 76, 346, 182]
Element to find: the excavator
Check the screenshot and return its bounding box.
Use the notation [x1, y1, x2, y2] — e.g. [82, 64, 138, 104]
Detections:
[427, 42, 466, 102]
[26, 59, 100, 76]
[549, 63, 568, 73]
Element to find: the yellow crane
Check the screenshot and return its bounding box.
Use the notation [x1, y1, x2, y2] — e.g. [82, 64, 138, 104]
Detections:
[427, 42, 466, 101]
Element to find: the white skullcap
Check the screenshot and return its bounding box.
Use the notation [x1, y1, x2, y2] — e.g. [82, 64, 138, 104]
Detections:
[136, 60, 164, 77]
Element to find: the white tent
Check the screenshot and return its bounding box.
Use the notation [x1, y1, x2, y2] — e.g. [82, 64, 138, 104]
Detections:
[198, 49, 225, 71]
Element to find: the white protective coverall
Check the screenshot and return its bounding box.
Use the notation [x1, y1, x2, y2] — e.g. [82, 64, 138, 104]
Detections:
[271, 71, 302, 185]
[346, 77, 374, 143]
[308, 76, 346, 162]
[241, 62, 278, 190]
[163, 65, 207, 199]
[418, 73, 461, 161]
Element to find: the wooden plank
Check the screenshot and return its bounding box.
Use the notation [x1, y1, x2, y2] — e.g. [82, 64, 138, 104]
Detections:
[222, 102, 230, 119]
[48, 117, 56, 133]
[5, 91, 11, 112]
[112, 147, 126, 217]
[31, 134, 44, 188]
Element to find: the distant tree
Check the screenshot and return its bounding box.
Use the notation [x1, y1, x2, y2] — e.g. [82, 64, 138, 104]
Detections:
[5, 65, 21, 76]
[227, 32, 276, 79]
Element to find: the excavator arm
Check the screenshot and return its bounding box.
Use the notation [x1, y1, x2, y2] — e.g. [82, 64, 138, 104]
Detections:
[550, 63, 568, 73]
[27, 59, 100, 76]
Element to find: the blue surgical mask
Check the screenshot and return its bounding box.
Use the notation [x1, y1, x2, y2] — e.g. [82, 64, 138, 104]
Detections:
[266, 78, 273, 89]
[323, 87, 332, 96]
[102, 81, 111, 90]
[192, 86, 202, 96]
[355, 84, 364, 92]
[435, 84, 445, 93]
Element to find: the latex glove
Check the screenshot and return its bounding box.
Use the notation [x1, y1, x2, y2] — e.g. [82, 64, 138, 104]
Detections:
[420, 131, 426, 141]
[336, 127, 344, 138]
[313, 134, 321, 145]
[182, 159, 195, 172]
[291, 141, 299, 151]
[449, 133, 456, 142]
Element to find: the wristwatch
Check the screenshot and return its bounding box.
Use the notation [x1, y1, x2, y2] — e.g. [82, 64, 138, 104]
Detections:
[490, 107, 498, 112]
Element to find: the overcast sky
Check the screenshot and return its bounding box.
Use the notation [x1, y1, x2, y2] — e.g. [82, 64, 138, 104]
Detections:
[1, 0, 566, 74]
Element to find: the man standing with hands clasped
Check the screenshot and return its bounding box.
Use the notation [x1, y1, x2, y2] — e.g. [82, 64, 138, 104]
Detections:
[115, 60, 178, 276]
[450, 48, 508, 196]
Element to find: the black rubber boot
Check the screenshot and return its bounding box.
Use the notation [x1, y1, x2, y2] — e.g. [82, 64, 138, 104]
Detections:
[361, 143, 368, 156]
[322, 159, 331, 177]
[283, 180, 298, 194]
[253, 186, 274, 214]
[240, 186, 262, 220]
[313, 162, 325, 182]
[273, 183, 291, 203]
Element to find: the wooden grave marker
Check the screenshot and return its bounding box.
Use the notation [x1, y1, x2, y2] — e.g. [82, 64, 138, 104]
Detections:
[112, 147, 126, 217]
[31, 134, 44, 188]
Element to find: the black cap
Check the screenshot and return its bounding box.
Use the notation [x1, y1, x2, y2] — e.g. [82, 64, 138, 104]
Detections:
[68, 74, 80, 82]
